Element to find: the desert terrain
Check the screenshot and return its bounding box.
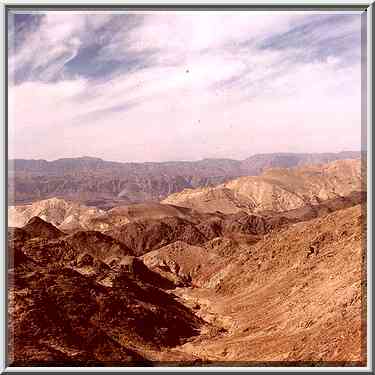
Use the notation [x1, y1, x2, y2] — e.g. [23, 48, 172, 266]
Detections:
[7, 156, 366, 366]
[8, 151, 361, 208]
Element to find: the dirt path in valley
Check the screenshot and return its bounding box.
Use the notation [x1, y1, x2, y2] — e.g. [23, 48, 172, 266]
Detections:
[166, 287, 238, 362]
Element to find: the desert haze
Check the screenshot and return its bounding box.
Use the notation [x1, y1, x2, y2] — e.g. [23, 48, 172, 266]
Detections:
[8, 155, 366, 366]
[8, 151, 361, 208]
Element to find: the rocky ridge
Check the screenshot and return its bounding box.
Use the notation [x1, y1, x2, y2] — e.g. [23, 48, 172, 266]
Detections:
[9, 151, 362, 207]
[7, 158, 366, 366]
[162, 159, 365, 214]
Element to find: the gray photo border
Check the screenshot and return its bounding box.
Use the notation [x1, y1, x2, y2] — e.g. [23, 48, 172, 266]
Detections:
[0, 1, 373, 373]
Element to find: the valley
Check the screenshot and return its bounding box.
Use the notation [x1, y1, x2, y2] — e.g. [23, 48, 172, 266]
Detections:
[7, 157, 367, 366]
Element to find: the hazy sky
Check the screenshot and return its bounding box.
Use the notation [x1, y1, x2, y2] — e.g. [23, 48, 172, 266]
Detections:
[8, 10, 363, 162]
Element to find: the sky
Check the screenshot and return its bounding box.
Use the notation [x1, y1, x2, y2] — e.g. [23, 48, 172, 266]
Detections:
[8, 10, 364, 162]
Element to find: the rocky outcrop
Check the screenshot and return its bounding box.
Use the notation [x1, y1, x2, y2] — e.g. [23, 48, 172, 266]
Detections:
[105, 217, 208, 256]
[8, 197, 104, 231]
[22, 216, 64, 239]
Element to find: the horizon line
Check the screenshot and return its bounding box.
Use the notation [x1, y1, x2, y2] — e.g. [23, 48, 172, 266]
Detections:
[7, 150, 364, 165]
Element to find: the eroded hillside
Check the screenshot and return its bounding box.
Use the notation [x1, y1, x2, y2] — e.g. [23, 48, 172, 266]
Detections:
[162, 159, 365, 214]
[7, 159, 366, 366]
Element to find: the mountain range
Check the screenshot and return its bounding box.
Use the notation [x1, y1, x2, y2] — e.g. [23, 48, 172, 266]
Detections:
[9, 159, 365, 230]
[8, 151, 362, 208]
[7, 155, 366, 365]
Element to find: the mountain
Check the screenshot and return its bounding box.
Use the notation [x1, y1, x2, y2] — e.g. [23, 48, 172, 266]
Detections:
[140, 191, 365, 289]
[9, 190, 364, 261]
[8, 151, 362, 207]
[8, 196, 366, 364]
[8, 218, 204, 365]
[171, 204, 365, 363]
[8, 198, 219, 232]
[8, 197, 105, 230]
[104, 217, 209, 257]
[162, 159, 365, 214]
[7, 158, 366, 365]
[240, 151, 362, 175]
[22, 216, 64, 239]
[8, 159, 365, 252]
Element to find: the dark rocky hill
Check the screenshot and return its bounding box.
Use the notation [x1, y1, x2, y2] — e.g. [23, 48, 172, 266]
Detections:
[8, 193, 366, 365]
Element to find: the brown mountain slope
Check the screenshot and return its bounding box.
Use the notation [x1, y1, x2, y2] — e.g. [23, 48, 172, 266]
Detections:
[170, 204, 365, 364]
[64, 231, 134, 264]
[266, 190, 364, 222]
[141, 241, 219, 287]
[105, 217, 208, 256]
[9, 219, 203, 365]
[22, 216, 64, 239]
[162, 159, 364, 214]
[9, 190, 365, 267]
[9, 265, 203, 365]
[107, 202, 207, 223]
[8, 197, 366, 365]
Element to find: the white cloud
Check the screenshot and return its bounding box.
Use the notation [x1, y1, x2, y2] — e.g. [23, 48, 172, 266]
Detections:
[8, 11, 363, 161]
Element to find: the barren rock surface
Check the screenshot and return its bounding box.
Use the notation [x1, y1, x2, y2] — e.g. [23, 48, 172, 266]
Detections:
[162, 159, 364, 214]
[7, 159, 366, 366]
[170, 205, 366, 364]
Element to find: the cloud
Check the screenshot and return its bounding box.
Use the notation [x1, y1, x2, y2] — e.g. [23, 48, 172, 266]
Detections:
[8, 10, 364, 162]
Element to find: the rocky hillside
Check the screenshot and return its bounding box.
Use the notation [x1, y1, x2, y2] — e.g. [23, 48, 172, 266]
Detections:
[8, 198, 218, 232]
[9, 190, 364, 256]
[8, 217, 204, 365]
[162, 159, 365, 214]
[7, 155, 366, 366]
[8, 192, 366, 365]
[8, 197, 105, 230]
[9, 159, 365, 232]
[8, 152, 361, 207]
[170, 204, 366, 363]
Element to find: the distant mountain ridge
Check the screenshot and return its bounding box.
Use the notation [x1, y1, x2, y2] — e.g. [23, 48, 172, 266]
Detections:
[8, 151, 363, 207]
